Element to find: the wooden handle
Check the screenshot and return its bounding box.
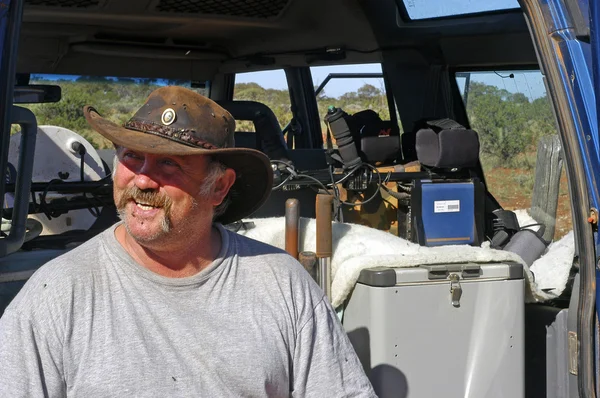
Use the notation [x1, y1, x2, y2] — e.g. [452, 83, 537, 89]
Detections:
[315, 194, 333, 258]
[285, 198, 300, 259]
[298, 251, 318, 281]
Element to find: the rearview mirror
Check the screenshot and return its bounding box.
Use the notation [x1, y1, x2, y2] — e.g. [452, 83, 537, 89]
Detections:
[13, 85, 61, 104]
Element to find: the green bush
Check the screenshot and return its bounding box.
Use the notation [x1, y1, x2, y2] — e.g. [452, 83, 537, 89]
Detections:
[466, 82, 557, 164]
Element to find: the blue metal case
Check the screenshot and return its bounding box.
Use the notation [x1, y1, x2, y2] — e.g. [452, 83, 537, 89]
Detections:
[412, 180, 478, 246]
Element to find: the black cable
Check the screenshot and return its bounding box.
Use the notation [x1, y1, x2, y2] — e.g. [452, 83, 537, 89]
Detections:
[494, 71, 515, 79]
[380, 183, 411, 200]
[270, 159, 295, 168]
[328, 165, 343, 222]
[39, 179, 63, 220]
[84, 191, 101, 218]
[338, 164, 383, 207]
[327, 164, 364, 187]
[272, 174, 293, 191]
[80, 153, 85, 183]
[29, 190, 38, 215]
[270, 162, 391, 210]
[294, 173, 332, 194]
[397, 183, 412, 193]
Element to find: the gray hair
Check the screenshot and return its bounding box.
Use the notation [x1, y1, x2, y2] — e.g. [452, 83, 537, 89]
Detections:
[202, 159, 232, 220]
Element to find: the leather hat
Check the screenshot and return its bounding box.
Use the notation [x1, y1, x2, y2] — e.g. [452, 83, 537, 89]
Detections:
[83, 86, 273, 224]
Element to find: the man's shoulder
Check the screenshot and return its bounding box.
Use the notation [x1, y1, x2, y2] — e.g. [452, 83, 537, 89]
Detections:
[5, 230, 108, 316]
[231, 229, 287, 256]
[226, 227, 322, 294]
[224, 227, 326, 329]
[42, 229, 108, 274]
[227, 228, 299, 269]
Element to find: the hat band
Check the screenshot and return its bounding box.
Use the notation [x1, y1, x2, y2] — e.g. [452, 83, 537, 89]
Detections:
[124, 117, 218, 150]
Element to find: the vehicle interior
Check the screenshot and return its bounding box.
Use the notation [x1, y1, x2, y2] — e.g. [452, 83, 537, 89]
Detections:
[0, 0, 591, 396]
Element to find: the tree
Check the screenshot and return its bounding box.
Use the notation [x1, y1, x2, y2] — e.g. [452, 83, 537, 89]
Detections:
[76, 76, 110, 82]
[357, 84, 381, 98]
[467, 82, 531, 162]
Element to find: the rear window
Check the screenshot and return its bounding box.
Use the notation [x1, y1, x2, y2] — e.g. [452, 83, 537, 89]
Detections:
[311, 63, 400, 147]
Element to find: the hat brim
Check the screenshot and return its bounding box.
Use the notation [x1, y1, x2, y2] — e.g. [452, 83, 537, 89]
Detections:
[84, 106, 273, 224]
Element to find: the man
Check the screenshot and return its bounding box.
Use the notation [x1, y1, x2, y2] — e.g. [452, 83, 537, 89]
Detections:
[0, 86, 376, 397]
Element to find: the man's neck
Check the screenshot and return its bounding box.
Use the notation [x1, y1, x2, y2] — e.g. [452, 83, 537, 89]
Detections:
[115, 224, 222, 278]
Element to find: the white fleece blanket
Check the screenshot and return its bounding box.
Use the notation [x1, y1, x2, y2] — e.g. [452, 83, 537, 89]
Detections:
[513, 209, 576, 296]
[236, 216, 575, 308]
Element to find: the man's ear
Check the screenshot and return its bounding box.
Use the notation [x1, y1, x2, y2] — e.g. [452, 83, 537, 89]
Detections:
[211, 168, 236, 206]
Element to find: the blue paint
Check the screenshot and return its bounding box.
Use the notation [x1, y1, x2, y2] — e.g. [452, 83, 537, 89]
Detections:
[547, 0, 600, 218]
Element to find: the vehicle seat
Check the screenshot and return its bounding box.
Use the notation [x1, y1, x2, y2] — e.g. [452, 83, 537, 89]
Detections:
[216, 100, 289, 161]
[218, 100, 326, 219]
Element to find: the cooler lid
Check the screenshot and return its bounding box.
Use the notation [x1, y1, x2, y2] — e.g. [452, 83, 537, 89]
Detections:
[357, 262, 523, 287]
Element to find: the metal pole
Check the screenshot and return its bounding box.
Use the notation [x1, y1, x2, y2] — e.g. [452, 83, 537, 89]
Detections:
[315, 194, 333, 302]
[285, 198, 300, 259]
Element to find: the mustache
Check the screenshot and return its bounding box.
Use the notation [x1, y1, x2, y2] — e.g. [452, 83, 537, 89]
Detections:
[116, 186, 173, 214]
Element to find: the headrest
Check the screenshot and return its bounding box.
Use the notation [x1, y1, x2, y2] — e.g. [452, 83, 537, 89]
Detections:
[217, 100, 288, 161]
[351, 109, 394, 138]
[361, 136, 400, 164]
[415, 119, 480, 169]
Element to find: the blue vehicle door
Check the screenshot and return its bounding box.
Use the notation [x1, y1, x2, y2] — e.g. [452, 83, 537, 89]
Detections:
[520, 0, 599, 396]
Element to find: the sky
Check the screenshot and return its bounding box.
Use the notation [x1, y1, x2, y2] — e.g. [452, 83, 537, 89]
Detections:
[236, 64, 388, 98]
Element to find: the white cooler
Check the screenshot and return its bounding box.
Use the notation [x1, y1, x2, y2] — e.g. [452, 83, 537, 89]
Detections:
[343, 262, 525, 398]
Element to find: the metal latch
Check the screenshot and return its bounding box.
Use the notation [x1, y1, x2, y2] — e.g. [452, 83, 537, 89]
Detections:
[449, 273, 462, 307]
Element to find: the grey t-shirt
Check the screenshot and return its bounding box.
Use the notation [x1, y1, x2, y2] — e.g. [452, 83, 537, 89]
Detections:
[0, 223, 375, 397]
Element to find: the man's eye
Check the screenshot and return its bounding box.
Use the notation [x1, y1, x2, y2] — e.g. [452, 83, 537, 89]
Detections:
[123, 152, 141, 160]
[161, 159, 179, 167]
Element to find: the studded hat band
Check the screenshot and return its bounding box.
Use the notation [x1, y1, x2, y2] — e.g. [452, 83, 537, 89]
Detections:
[123, 117, 218, 150]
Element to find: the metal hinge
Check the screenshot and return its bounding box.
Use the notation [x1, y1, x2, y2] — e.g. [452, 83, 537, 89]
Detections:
[568, 331, 578, 375]
[449, 273, 462, 307]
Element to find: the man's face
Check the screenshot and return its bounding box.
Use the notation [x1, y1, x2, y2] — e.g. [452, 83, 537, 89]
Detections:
[113, 147, 232, 247]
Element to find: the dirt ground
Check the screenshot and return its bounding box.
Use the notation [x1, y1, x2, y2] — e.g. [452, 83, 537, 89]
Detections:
[485, 166, 573, 240]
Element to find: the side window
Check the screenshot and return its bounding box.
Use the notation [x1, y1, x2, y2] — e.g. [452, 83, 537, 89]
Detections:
[456, 70, 572, 241]
[310, 63, 400, 147]
[233, 70, 292, 132]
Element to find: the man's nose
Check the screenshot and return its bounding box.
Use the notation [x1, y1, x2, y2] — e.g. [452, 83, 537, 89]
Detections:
[134, 161, 160, 190]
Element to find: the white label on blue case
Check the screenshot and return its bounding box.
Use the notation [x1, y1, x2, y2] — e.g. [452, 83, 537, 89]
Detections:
[434, 200, 460, 213]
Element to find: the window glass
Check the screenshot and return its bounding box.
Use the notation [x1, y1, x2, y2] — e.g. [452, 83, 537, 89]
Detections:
[233, 70, 292, 133]
[311, 63, 399, 147]
[457, 70, 572, 240]
[20, 74, 207, 149]
[403, 0, 519, 20]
